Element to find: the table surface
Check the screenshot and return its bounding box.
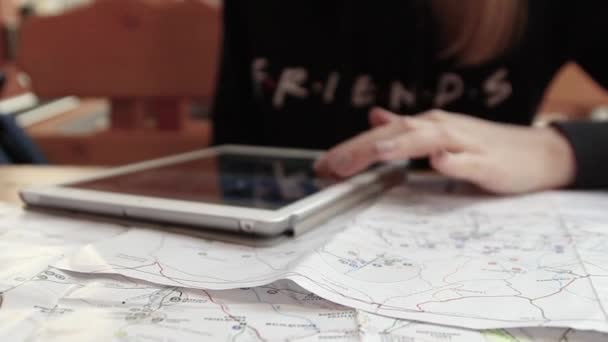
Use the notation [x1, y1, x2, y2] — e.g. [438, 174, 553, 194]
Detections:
[0, 166, 102, 205]
[2, 166, 608, 339]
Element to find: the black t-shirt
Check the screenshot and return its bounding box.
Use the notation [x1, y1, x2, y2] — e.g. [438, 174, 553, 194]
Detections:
[212, 0, 608, 189]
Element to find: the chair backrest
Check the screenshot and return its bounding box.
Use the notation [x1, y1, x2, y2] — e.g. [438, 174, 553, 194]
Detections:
[0, 0, 18, 66]
[540, 63, 608, 117]
[16, 0, 221, 100]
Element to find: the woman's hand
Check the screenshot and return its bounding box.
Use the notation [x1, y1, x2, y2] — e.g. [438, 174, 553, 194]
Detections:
[314, 108, 576, 194]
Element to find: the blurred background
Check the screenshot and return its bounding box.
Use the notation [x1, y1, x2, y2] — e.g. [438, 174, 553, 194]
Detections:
[0, 0, 607, 167]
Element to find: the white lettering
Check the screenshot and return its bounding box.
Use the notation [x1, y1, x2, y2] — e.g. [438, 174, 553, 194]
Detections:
[484, 68, 512, 108]
[323, 72, 340, 104]
[389, 81, 416, 111]
[434, 73, 464, 108]
[252, 58, 269, 98]
[273, 68, 309, 109]
[352, 75, 376, 108]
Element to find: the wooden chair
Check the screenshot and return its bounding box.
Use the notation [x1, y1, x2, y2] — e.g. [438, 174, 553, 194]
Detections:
[14, 0, 221, 165]
[0, 0, 27, 97]
[539, 62, 608, 118]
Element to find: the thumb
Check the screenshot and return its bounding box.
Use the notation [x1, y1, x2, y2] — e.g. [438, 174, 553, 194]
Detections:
[369, 107, 401, 127]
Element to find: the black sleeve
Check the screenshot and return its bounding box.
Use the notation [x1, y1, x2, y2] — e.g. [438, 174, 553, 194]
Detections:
[210, 0, 265, 146]
[550, 1, 608, 189]
[552, 121, 608, 189]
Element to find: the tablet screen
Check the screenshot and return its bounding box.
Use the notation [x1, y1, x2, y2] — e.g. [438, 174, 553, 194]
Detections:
[68, 153, 333, 209]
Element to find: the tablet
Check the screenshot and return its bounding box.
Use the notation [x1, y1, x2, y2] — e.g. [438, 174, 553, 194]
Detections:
[20, 145, 406, 236]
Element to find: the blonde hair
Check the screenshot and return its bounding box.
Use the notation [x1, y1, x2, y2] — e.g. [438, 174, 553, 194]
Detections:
[431, 0, 528, 65]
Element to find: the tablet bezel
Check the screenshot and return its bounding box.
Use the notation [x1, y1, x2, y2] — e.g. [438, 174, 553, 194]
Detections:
[20, 145, 399, 235]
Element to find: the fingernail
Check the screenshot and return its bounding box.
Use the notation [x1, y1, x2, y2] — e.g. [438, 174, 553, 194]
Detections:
[375, 140, 397, 155]
[329, 153, 352, 173]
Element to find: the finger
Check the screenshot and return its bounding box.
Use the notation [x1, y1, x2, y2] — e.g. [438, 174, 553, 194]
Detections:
[313, 154, 332, 177]
[321, 117, 426, 177]
[417, 109, 469, 125]
[418, 109, 492, 139]
[374, 125, 454, 161]
[430, 151, 489, 185]
[313, 159, 342, 181]
[414, 110, 483, 153]
[369, 107, 401, 127]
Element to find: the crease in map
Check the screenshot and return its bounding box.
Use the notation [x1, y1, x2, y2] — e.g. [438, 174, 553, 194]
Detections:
[49, 182, 608, 333]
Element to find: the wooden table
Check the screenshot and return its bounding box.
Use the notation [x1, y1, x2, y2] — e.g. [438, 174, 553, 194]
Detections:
[0, 166, 102, 205]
